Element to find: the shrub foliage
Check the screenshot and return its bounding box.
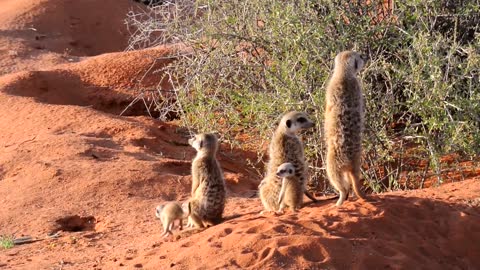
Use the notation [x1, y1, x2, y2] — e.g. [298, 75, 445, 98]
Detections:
[126, 0, 480, 193]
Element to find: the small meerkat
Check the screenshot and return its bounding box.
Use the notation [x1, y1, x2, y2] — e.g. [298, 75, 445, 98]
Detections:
[277, 163, 303, 212]
[258, 173, 282, 214]
[324, 50, 368, 206]
[187, 133, 226, 228]
[155, 202, 189, 238]
[267, 111, 317, 202]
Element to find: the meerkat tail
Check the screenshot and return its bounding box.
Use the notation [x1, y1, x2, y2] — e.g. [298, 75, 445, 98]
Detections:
[346, 168, 367, 200]
[304, 190, 317, 202]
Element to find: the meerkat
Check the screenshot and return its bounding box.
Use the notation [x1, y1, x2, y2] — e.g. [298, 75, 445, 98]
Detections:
[259, 173, 282, 214]
[277, 163, 303, 212]
[186, 133, 226, 228]
[324, 50, 368, 206]
[155, 202, 189, 238]
[267, 111, 317, 202]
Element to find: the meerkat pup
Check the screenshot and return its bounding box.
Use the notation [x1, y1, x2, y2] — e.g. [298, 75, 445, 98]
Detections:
[267, 111, 317, 202]
[259, 173, 282, 214]
[277, 163, 303, 212]
[187, 133, 226, 228]
[155, 202, 189, 238]
[324, 50, 368, 206]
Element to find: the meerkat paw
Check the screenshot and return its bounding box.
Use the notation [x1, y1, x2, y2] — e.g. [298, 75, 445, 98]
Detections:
[260, 210, 273, 215]
[161, 231, 171, 238]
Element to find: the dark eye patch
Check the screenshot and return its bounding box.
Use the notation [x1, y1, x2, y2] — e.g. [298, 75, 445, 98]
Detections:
[289, 169, 293, 174]
[286, 119, 292, 128]
[297, 117, 307, 123]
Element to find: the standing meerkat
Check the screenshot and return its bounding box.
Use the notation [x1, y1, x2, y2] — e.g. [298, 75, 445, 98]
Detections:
[155, 202, 189, 238]
[259, 173, 281, 214]
[277, 163, 303, 212]
[267, 111, 317, 202]
[324, 50, 368, 206]
[187, 133, 226, 228]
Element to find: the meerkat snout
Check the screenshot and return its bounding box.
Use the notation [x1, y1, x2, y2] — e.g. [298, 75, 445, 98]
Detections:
[188, 133, 219, 153]
[334, 51, 367, 75]
[284, 113, 315, 134]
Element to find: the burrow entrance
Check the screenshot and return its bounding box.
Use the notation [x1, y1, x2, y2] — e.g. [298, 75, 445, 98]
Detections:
[54, 215, 96, 232]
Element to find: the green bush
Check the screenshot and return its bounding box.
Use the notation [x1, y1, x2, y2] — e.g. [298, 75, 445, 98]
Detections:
[0, 235, 14, 249]
[126, 0, 480, 193]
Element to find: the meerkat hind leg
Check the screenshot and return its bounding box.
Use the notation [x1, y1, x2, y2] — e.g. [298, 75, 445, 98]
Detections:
[347, 168, 366, 201]
[161, 216, 170, 235]
[186, 217, 194, 228]
[178, 219, 183, 230]
[336, 187, 348, 206]
[161, 223, 172, 238]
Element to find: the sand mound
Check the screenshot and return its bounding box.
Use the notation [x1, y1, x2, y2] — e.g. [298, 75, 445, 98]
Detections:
[0, 46, 176, 116]
[132, 181, 480, 269]
[0, 0, 140, 56]
[0, 0, 143, 75]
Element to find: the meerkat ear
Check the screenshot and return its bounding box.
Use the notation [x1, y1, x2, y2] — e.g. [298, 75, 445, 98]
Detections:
[354, 58, 358, 70]
[199, 140, 203, 148]
[286, 119, 292, 128]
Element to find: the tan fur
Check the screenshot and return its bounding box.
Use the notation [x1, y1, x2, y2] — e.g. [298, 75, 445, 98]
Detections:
[324, 50, 368, 206]
[187, 133, 226, 228]
[277, 163, 303, 212]
[266, 111, 317, 203]
[155, 202, 189, 238]
[259, 173, 282, 214]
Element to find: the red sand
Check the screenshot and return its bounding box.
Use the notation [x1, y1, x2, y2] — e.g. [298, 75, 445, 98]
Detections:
[1, 1, 479, 270]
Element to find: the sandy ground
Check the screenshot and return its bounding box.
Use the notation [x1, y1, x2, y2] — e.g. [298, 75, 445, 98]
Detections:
[1, 1, 479, 270]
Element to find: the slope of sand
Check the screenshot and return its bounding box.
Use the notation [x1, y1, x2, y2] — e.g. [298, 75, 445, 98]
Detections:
[0, 0, 144, 75]
[1, 1, 480, 270]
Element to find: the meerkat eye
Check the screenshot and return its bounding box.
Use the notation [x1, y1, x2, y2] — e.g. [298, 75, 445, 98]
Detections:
[297, 117, 307, 123]
[289, 169, 293, 174]
[286, 119, 292, 128]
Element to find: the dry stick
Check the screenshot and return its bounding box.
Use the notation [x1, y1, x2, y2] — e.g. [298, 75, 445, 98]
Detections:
[420, 159, 430, 189]
[395, 139, 405, 189]
[4, 136, 37, 148]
